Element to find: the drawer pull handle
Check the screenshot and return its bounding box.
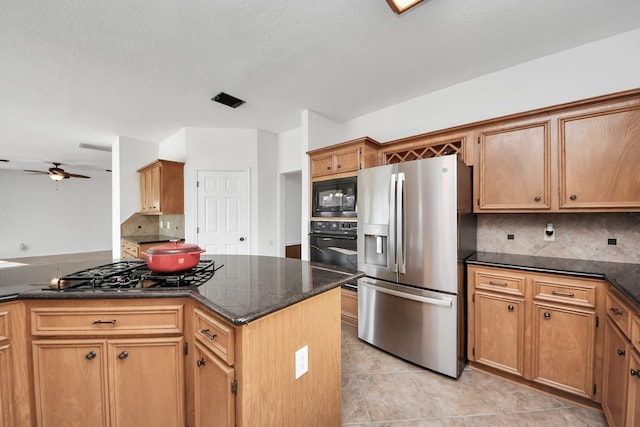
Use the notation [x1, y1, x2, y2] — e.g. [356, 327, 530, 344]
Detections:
[609, 307, 624, 316]
[543, 312, 551, 320]
[197, 358, 206, 367]
[618, 349, 626, 357]
[507, 305, 514, 312]
[118, 351, 129, 360]
[200, 329, 218, 341]
[489, 281, 508, 287]
[631, 369, 640, 377]
[92, 320, 117, 325]
[551, 290, 575, 297]
[86, 351, 97, 360]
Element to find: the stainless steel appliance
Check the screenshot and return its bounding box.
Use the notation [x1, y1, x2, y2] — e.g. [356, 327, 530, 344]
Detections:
[311, 176, 357, 218]
[357, 155, 476, 378]
[309, 221, 357, 290]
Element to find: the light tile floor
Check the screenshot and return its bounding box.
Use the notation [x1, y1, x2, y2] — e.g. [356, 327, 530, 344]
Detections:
[341, 322, 608, 426]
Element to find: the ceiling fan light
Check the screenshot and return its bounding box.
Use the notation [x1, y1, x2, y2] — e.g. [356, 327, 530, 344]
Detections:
[386, 0, 423, 14]
[49, 173, 64, 181]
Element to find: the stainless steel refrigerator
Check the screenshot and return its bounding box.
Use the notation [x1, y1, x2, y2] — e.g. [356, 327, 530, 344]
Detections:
[357, 154, 476, 378]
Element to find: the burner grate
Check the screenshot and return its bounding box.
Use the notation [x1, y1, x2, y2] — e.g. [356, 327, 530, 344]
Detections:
[49, 259, 220, 291]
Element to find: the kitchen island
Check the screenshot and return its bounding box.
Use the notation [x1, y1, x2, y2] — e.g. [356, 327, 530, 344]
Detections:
[0, 255, 362, 427]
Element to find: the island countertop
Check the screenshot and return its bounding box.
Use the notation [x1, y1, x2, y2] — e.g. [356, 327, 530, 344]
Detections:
[0, 254, 363, 325]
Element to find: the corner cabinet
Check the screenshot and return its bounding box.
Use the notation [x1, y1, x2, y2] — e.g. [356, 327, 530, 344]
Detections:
[474, 92, 640, 212]
[137, 159, 185, 215]
[467, 265, 605, 402]
[308, 137, 380, 179]
[29, 300, 185, 427]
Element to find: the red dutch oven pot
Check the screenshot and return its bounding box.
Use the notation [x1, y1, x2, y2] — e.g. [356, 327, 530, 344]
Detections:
[143, 240, 206, 273]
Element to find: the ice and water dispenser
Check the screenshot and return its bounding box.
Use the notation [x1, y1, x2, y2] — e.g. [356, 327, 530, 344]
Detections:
[362, 223, 389, 268]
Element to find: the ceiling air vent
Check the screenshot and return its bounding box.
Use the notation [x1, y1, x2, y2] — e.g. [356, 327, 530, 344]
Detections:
[212, 92, 245, 108]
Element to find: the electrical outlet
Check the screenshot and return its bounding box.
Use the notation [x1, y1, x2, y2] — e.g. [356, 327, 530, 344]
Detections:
[160, 220, 164, 228]
[166, 222, 170, 229]
[295, 345, 308, 379]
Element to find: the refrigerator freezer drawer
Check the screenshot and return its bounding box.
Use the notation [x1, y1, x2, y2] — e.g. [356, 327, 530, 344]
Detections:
[357, 277, 462, 378]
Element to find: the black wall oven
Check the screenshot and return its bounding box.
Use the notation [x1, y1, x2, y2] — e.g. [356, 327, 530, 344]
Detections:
[309, 221, 357, 290]
[311, 176, 357, 218]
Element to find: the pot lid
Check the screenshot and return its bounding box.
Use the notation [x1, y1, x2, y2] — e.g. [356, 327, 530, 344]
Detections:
[146, 240, 203, 254]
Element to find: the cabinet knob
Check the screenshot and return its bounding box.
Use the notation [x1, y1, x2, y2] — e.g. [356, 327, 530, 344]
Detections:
[239, 237, 245, 242]
[507, 305, 514, 312]
[118, 351, 129, 360]
[569, 194, 577, 201]
[631, 369, 640, 377]
[86, 351, 97, 360]
[337, 164, 341, 169]
[326, 166, 331, 170]
[534, 196, 541, 202]
[618, 349, 626, 356]
[197, 358, 206, 367]
[543, 312, 551, 320]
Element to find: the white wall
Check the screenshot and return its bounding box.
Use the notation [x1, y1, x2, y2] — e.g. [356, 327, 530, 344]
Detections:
[257, 130, 278, 255]
[0, 169, 111, 259]
[334, 28, 640, 146]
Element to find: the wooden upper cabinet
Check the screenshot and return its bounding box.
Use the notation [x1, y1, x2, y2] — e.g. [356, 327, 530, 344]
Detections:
[308, 137, 380, 179]
[137, 159, 185, 215]
[559, 106, 640, 209]
[476, 122, 551, 211]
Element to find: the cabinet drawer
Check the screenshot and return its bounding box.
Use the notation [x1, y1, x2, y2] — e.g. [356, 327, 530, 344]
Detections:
[472, 269, 525, 296]
[606, 291, 632, 338]
[194, 308, 234, 365]
[31, 305, 184, 336]
[121, 240, 139, 257]
[533, 278, 596, 308]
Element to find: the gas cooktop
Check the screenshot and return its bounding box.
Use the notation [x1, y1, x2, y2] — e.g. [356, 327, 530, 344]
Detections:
[46, 259, 220, 291]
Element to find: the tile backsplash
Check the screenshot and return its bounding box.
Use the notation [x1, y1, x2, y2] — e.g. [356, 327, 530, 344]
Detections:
[477, 213, 640, 263]
[121, 213, 185, 239]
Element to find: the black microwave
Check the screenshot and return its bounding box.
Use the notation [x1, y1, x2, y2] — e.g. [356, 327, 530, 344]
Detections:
[312, 176, 357, 218]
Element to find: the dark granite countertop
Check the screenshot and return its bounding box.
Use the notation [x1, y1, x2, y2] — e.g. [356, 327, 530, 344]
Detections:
[121, 235, 184, 244]
[0, 255, 363, 325]
[467, 252, 640, 308]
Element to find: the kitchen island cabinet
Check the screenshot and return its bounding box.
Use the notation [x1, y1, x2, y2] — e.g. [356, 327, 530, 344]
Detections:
[0, 254, 360, 427]
[0, 306, 14, 426]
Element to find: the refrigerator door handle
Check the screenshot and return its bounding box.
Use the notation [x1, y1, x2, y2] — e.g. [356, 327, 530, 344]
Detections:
[397, 172, 406, 274]
[361, 281, 453, 307]
[389, 173, 398, 272]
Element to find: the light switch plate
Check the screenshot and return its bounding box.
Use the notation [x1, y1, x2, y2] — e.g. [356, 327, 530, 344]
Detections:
[295, 345, 308, 379]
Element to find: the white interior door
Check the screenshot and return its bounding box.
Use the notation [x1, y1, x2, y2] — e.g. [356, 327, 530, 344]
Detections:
[196, 169, 250, 255]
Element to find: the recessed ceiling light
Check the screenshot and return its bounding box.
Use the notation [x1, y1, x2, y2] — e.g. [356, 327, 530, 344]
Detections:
[212, 92, 245, 108]
[386, 0, 424, 14]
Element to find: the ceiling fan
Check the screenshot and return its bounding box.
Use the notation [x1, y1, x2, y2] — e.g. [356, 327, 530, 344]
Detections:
[24, 162, 91, 181]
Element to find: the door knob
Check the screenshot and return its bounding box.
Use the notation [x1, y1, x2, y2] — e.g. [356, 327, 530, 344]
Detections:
[239, 237, 245, 242]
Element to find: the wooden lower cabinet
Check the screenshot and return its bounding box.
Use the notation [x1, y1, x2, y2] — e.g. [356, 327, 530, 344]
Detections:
[627, 349, 640, 426]
[0, 308, 14, 427]
[474, 292, 524, 376]
[468, 265, 604, 403]
[32, 337, 184, 427]
[193, 340, 235, 427]
[602, 318, 630, 426]
[531, 303, 595, 397]
[341, 288, 358, 327]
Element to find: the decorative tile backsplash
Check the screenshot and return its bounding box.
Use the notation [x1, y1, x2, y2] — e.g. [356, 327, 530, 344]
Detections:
[477, 213, 640, 263]
[121, 213, 185, 239]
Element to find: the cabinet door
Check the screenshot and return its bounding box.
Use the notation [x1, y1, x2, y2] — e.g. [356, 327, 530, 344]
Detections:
[0, 309, 12, 427]
[32, 340, 109, 427]
[476, 122, 551, 211]
[473, 292, 525, 376]
[194, 341, 235, 427]
[559, 107, 640, 209]
[334, 148, 360, 174]
[627, 349, 640, 427]
[531, 303, 595, 397]
[602, 318, 629, 427]
[108, 337, 184, 427]
[310, 154, 334, 178]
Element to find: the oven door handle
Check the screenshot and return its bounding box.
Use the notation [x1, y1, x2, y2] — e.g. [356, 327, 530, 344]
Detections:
[308, 233, 357, 240]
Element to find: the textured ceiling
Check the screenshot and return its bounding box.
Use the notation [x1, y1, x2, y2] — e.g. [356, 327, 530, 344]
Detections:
[1, 0, 640, 174]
